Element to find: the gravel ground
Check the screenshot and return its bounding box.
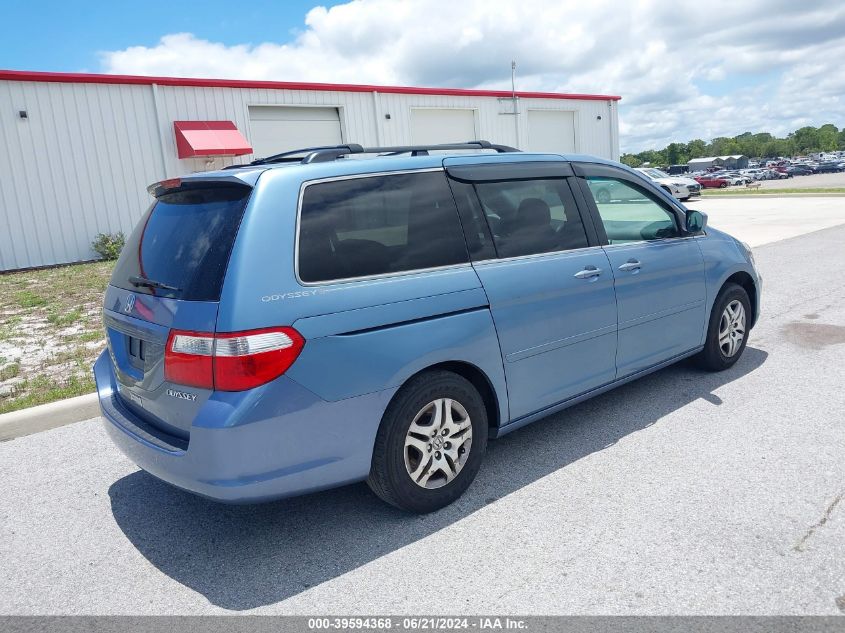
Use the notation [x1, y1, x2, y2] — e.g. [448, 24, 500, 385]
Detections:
[0, 261, 113, 413]
[0, 224, 843, 615]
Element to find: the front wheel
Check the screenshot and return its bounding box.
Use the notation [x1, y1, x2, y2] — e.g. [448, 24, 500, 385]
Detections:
[367, 370, 488, 513]
[696, 283, 751, 371]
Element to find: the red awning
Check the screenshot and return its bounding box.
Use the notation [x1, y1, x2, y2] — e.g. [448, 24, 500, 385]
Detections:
[173, 121, 252, 158]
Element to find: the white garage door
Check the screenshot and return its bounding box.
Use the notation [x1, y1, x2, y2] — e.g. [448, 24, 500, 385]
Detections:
[248, 106, 343, 158]
[527, 110, 576, 153]
[410, 109, 477, 145]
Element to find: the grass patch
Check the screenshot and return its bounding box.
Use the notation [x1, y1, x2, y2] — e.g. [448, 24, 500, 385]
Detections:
[77, 330, 105, 343]
[16, 290, 47, 308]
[0, 374, 95, 415]
[0, 363, 20, 381]
[47, 307, 83, 327]
[701, 187, 845, 196]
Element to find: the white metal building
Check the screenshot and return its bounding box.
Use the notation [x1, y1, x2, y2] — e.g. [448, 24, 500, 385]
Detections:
[0, 70, 620, 271]
[687, 155, 749, 171]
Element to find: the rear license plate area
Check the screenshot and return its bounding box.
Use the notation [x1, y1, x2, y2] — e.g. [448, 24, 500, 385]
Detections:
[127, 336, 146, 371]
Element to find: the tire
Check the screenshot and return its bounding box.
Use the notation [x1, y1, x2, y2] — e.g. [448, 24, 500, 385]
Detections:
[596, 188, 611, 204]
[719, 182, 728, 188]
[367, 370, 488, 513]
[696, 283, 751, 371]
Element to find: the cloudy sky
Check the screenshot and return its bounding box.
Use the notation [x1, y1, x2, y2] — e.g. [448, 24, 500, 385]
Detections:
[2, 0, 844, 152]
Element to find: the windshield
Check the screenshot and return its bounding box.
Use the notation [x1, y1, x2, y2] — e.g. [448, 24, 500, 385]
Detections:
[640, 168, 670, 179]
[110, 184, 252, 301]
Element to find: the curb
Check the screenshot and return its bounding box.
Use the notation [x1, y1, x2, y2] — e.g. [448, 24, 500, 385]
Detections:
[0, 392, 100, 442]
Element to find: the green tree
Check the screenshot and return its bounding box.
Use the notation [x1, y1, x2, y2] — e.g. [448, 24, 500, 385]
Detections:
[791, 126, 821, 153]
[818, 124, 839, 151]
[687, 139, 707, 158]
[666, 143, 683, 165]
[625, 123, 841, 163]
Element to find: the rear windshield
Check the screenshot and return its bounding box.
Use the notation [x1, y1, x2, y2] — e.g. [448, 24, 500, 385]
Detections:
[111, 184, 251, 301]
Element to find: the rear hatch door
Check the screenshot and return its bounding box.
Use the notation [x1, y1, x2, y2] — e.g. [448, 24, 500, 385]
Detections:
[104, 178, 253, 439]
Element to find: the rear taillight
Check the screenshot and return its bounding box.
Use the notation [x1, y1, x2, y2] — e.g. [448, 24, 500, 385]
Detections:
[164, 327, 304, 391]
[165, 331, 215, 388]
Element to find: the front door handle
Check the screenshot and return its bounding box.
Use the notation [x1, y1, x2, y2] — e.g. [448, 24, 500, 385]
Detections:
[618, 259, 641, 272]
[574, 266, 602, 279]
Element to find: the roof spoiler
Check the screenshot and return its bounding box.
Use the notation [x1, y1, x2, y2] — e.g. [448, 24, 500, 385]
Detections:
[146, 173, 256, 198]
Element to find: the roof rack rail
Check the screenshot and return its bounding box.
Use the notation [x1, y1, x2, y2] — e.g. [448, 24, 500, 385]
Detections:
[237, 140, 518, 167]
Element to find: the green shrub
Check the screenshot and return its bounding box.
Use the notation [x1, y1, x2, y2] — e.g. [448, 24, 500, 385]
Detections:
[91, 232, 125, 261]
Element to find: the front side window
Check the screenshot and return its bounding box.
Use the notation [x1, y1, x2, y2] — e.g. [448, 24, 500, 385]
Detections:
[298, 172, 468, 283]
[472, 179, 589, 258]
[585, 177, 680, 244]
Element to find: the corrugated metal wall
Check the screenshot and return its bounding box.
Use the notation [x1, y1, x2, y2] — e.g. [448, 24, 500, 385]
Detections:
[0, 79, 619, 271]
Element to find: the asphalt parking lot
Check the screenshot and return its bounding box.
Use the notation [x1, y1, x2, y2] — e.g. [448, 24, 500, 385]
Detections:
[1, 197, 843, 615]
[691, 196, 845, 247]
[752, 172, 845, 190]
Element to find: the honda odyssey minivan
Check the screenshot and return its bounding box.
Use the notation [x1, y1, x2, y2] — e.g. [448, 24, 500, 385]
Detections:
[95, 141, 761, 513]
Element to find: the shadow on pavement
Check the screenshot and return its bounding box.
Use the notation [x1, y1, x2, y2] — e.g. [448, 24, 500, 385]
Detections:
[109, 347, 767, 610]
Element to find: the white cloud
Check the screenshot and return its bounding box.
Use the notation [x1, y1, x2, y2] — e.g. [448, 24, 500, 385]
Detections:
[100, 0, 845, 152]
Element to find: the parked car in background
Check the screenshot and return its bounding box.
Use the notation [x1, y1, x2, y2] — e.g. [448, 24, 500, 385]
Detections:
[786, 165, 813, 176]
[694, 175, 730, 188]
[711, 172, 750, 186]
[813, 162, 843, 174]
[634, 167, 701, 200]
[94, 142, 761, 513]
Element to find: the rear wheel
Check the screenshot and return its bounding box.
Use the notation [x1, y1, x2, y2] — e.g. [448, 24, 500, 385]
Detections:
[696, 283, 751, 371]
[367, 370, 488, 513]
[596, 188, 611, 204]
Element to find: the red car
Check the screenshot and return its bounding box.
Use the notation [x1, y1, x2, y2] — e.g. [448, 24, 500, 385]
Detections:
[695, 175, 729, 188]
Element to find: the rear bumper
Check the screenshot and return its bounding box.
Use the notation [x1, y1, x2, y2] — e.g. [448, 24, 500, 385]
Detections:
[94, 351, 396, 503]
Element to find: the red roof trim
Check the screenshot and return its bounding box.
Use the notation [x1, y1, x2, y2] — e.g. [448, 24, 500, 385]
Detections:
[0, 69, 621, 102]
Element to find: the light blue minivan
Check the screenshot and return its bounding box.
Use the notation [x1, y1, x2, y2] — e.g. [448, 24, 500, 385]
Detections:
[95, 141, 761, 513]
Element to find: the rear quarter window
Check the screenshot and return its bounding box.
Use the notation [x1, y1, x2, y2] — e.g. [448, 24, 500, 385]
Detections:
[111, 184, 251, 301]
[297, 172, 468, 283]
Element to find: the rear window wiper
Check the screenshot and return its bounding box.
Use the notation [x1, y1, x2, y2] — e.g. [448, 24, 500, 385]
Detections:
[128, 276, 181, 292]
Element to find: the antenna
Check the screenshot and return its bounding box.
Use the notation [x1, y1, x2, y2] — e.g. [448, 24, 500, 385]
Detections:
[509, 60, 519, 115]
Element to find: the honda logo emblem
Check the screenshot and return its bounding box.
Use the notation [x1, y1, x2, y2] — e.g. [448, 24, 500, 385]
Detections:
[124, 294, 136, 313]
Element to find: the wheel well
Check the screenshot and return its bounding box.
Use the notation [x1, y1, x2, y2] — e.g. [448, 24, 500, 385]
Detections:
[722, 271, 757, 327]
[417, 361, 501, 429]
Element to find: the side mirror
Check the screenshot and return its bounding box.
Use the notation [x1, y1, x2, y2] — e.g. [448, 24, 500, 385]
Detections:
[685, 209, 708, 233]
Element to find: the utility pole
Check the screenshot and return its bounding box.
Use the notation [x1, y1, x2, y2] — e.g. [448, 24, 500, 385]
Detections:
[511, 60, 520, 147]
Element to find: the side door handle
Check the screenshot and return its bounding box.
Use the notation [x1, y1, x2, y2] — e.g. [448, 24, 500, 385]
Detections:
[618, 259, 641, 272]
[574, 265, 602, 280]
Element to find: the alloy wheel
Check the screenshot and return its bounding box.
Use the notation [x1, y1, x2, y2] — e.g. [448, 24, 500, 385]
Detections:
[718, 300, 746, 357]
[403, 398, 473, 489]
